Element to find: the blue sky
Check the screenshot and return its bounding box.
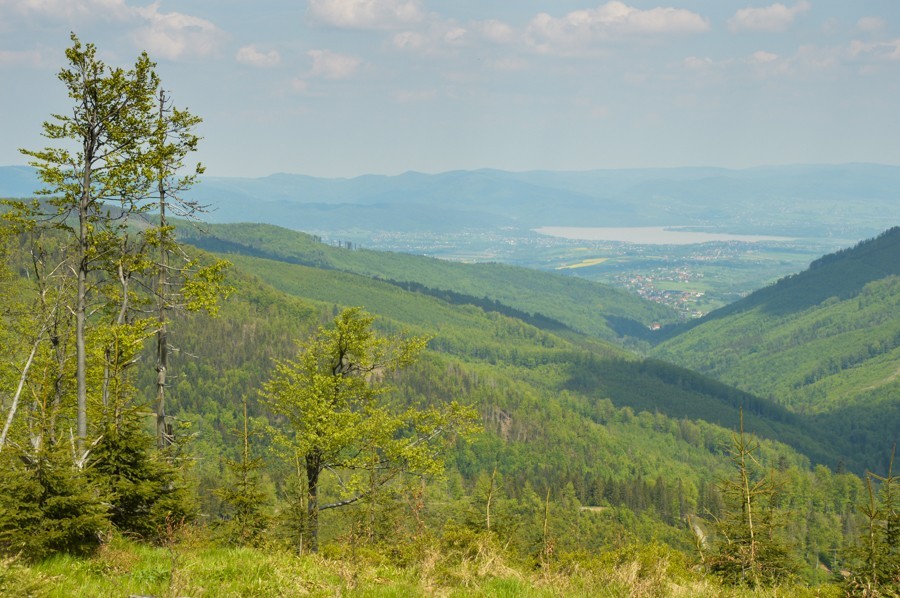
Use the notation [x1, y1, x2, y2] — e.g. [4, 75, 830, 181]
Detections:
[1, 1, 899, 177]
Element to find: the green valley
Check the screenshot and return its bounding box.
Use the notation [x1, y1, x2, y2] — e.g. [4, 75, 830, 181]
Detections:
[652, 227, 900, 472]
[2, 198, 898, 595]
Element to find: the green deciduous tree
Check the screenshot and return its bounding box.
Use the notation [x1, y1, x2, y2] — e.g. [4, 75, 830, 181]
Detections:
[1, 35, 226, 557]
[0, 226, 79, 460]
[6, 34, 226, 460]
[17, 34, 162, 457]
[262, 307, 477, 553]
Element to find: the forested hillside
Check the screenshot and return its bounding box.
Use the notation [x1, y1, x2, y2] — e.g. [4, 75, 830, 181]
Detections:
[179, 222, 678, 344]
[142, 237, 867, 549]
[653, 227, 900, 472]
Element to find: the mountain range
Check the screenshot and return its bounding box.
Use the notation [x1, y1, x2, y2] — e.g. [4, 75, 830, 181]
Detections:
[3, 164, 898, 239]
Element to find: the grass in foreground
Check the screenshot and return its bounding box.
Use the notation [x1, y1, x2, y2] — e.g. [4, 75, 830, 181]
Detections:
[1, 529, 846, 597]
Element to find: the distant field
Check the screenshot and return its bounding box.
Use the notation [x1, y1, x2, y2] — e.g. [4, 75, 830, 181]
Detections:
[534, 240, 840, 316]
[556, 257, 609, 270]
[344, 227, 849, 316]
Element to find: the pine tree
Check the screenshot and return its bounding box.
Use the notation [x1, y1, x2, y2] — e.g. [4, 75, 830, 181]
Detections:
[846, 448, 900, 596]
[87, 412, 196, 541]
[0, 440, 109, 559]
[215, 396, 270, 545]
[708, 410, 796, 587]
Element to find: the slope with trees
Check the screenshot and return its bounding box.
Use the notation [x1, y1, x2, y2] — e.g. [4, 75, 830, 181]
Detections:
[1, 197, 884, 590]
[652, 228, 900, 471]
[179, 222, 678, 343]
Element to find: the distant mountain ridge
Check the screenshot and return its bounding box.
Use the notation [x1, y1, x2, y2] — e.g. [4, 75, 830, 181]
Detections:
[3, 164, 898, 238]
[0, 165, 44, 198]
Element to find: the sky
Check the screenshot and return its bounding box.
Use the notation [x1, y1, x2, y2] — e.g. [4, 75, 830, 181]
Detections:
[1, 1, 899, 178]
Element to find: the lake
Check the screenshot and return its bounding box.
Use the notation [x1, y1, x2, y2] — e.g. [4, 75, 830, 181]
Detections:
[534, 226, 795, 245]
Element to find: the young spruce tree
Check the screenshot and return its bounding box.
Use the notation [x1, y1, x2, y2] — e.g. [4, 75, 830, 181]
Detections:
[708, 411, 796, 587]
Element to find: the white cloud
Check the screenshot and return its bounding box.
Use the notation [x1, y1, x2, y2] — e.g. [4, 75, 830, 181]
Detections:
[855, 17, 887, 35]
[443, 27, 468, 45]
[745, 49, 794, 77]
[392, 31, 428, 51]
[236, 45, 280, 68]
[525, 2, 709, 55]
[728, 1, 810, 33]
[793, 44, 841, 71]
[132, 5, 224, 60]
[389, 17, 514, 55]
[391, 22, 473, 55]
[476, 20, 516, 45]
[749, 50, 778, 64]
[308, 49, 361, 79]
[308, 0, 423, 30]
[4, 0, 132, 20]
[1, 0, 224, 61]
[684, 49, 821, 80]
[0, 48, 43, 67]
[683, 55, 714, 70]
[849, 39, 900, 61]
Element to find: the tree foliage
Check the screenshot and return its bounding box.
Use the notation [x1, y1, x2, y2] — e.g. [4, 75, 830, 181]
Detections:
[846, 449, 900, 596]
[6, 34, 227, 458]
[0, 34, 219, 558]
[708, 412, 796, 587]
[14, 34, 163, 455]
[215, 396, 271, 546]
[146, 87, 230, 449]
[88, 413, 196, 542]
[0, 440, 109, 560]
[262, 307, 477, 552]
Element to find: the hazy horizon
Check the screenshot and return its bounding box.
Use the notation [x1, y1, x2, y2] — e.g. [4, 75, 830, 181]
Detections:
[5, 161, 900, 183]
[1, 1, 899, 179]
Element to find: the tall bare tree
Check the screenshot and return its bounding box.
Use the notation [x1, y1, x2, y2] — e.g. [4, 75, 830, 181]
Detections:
[146, 88, 228, 449]
[19, 34, 160, 457]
